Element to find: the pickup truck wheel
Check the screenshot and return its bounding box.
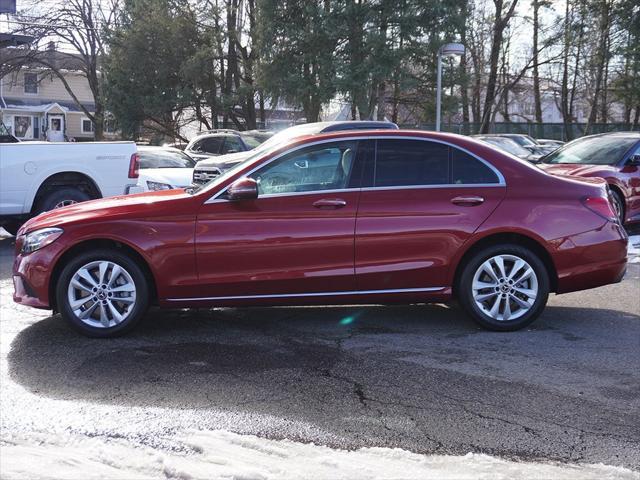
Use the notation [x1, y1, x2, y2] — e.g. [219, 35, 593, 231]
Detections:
[56, 249, 149, 338]
[1, 220, 22, 236]
[457, 244, 550, 331]
[36, 187, 91, 214]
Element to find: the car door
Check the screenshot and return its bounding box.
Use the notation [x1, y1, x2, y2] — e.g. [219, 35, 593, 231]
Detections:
[195, 139, 363, 298]
[355, 138, 506, 291]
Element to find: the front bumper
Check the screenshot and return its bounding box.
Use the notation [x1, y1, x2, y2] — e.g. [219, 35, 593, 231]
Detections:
[12, 239, 66, 310]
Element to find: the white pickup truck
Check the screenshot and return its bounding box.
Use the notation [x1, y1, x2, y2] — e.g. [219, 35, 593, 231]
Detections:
[0, 141, 140, 235]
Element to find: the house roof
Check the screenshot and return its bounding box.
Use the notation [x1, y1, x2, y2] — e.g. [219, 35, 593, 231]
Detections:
[0, 33, 34, 48]
[0, 48, 88, 72]
[2, 97, 95, 113]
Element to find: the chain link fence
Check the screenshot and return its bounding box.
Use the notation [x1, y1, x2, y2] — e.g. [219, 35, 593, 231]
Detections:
[399, 123, 638, 141]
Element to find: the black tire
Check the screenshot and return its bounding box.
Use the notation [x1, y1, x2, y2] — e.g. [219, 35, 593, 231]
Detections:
[56, 249, 149, 338]
[36, 187, 91, 214]
[457, 244, 550, 331]
[1, 220, 22, 236]
[610, 190, 625, 225]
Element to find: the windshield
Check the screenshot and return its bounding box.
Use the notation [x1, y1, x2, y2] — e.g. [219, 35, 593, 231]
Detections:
[139, 149, 196, 169]
[506, 135, 536, 147]
[240, 131, 274, 149]
[544, 136, 638, 165]
[480, 137, 531, 157]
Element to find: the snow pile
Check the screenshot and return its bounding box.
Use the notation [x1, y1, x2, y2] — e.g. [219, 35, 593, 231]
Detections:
[2, 430, 639, 480]
[628, 235, 640, 264]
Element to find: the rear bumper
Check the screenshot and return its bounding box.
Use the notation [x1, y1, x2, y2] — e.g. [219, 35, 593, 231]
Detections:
[553, 221, 628, 294]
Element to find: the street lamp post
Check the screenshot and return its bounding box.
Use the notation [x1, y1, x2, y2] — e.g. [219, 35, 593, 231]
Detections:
[436, 43, 465, 132]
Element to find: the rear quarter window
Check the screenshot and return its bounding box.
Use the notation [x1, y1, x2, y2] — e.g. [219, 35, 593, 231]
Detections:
[452, 148, 500, 185]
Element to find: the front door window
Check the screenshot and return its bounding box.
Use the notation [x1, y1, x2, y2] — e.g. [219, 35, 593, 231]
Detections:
[250, 141, 358, 195]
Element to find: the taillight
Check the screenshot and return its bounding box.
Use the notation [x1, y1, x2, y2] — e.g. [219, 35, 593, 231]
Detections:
[582, 196, 617, 222]
[128, 153, 139, 179]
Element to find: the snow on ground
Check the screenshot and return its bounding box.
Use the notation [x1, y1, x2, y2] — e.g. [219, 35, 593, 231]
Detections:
[2, 430, 639, 480]
[628, 235, 640, 264]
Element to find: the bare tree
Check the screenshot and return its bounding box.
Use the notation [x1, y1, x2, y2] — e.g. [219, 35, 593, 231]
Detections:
[479, 0, 519, 133]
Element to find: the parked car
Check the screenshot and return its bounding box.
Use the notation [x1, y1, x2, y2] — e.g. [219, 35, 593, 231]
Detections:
[538, 132, 640, 225]
[488, 134, 559, 155]
[473, 135, 541, 162]
[536, 139, 564, 148]
[192, 121, 399, 186]
[13, 130, 627, 337]
[136, 146, 196, 192]
[184, 129, 274, 162]
[161, 141, 188, 151]
[0, 141, 139, 235]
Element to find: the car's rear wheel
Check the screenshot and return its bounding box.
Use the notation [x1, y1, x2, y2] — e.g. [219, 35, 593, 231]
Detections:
[458, 244, 550, 331]
[56, 249, 149, 337]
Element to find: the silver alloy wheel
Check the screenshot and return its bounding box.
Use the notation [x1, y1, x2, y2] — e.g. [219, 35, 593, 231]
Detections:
[67, 260, 137, 328]
[54, 199, 78, 209]
[471, 254, 538, 322]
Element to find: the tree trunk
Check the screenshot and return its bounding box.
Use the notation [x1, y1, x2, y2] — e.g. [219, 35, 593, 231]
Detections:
[479, 0, 519, 133]
[532, 0, 543, 137]
[585, 0, 610, 135]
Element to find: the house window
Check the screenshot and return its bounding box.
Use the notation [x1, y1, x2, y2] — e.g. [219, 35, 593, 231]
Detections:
[82, 118, 94, 133]
[13, 115, 34, 139]
[24, 73, 38, 94]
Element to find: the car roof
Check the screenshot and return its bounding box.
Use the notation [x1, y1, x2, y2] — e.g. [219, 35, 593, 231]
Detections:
[137, 145, 184, 153]
[581, 131, 640, 140]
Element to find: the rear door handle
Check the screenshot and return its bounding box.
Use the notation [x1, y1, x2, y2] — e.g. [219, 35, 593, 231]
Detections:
[313, 198, 347, 209]
[451, 196, 484, 206]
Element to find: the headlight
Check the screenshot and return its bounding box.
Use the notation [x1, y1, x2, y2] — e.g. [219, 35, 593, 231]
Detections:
[147, 181, 173, 191]
[21, 227, 63, 254]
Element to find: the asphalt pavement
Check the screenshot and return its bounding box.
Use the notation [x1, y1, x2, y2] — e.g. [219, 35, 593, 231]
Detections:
[1, 232, 639, 472]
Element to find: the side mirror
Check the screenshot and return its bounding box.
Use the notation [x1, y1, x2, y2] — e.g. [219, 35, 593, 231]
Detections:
[628, 154, 640, 166]
[227, 177, 258, 201]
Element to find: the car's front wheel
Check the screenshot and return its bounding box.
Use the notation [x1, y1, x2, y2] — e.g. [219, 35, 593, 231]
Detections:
[610, 190, 625, 224]
[56, 249, 149, 337]
[458, 244, 550, 331]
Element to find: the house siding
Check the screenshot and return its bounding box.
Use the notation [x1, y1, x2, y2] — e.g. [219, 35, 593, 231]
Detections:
[3, 70, 94, 104]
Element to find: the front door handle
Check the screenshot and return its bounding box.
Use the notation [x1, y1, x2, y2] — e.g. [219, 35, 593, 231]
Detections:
[451, 196, 484, 206]
[313, 198, 347, 209]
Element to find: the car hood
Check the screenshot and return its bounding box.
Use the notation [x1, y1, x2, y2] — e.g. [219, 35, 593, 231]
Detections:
[538, 163, 614, 177]
[138, 168, 194, 188]
[20, 189, 191, 233]
[195, 150, 252, 170]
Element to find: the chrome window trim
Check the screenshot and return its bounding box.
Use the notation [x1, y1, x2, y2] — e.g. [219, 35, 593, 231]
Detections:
[166, 286, 445, 302]
[204, 135, 506, 204]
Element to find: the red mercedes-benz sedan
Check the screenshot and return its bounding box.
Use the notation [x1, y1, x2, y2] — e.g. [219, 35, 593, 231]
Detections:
[13, 129, 628, 337]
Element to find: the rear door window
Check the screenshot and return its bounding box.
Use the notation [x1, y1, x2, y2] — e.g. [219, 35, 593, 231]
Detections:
[374, 139, 449, 187]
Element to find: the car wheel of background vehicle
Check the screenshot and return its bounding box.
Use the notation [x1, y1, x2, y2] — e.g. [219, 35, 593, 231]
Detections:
[36, 187, 91, 214]
[458, 244, 550, 331]
[56, 249, 149, 338]
[610, 190, 625, 224]
[1, 220, 22, 236]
